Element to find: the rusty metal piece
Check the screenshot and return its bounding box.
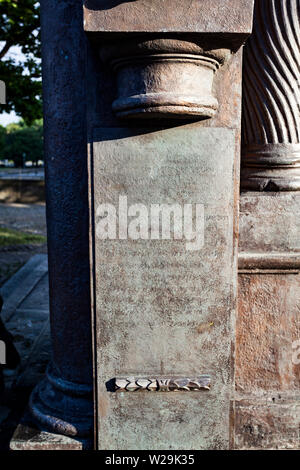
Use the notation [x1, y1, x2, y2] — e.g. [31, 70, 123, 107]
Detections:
[115, 376, 211, 392]
[238, 252, 300, 273]
[157, 377, 211, 392]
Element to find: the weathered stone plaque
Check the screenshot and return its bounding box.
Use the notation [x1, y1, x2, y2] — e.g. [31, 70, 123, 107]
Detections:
[91, 125, 238, 449]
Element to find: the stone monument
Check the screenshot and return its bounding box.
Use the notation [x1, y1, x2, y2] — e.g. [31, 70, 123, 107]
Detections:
[84, 0, 254, 450]
[10, 0, 255, 450]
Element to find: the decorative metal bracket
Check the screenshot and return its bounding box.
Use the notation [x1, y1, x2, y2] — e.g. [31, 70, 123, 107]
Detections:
[115, 376, 211, 392]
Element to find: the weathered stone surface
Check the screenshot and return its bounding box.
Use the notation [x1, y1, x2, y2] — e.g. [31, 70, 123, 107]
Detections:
[235, 397, 300, 450]
[92, 126, 238, 449]
[239, 193, 300, 254]
[84, 0, 254, 35]
[236, 270, 300, 450]
[237, 273, 300, 393]
[236, 190, 300, 450]
[10, 425, 82, 451]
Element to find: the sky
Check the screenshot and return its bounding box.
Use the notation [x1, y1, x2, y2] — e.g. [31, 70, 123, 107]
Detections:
[0, 45, 27, 127]
[0, 110, 19, 127]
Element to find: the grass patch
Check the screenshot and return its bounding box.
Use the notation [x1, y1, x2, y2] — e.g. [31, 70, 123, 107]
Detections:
[0, 227, 46, 247]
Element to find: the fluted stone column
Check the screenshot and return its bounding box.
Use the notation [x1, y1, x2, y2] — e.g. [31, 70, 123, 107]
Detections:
[241, 0, 300, 191]
[84, 0, 254, 450]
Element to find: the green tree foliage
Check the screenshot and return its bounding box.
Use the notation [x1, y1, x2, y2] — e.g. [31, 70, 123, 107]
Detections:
[0, 124, 5, 149]
[0, 1, 41, 124]
[2, 119, 43, 167]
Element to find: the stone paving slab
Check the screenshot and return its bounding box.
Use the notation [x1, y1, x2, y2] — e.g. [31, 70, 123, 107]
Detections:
[0, 254, 48, 323]
[10, 424, 82, 451]
[18, 273, 49, 313]
[0, 254, 50, 450]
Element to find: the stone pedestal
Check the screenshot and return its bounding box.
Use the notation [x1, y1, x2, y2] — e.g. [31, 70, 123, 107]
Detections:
[12, 0, 254, 451]
[85, 0, 254, 450]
